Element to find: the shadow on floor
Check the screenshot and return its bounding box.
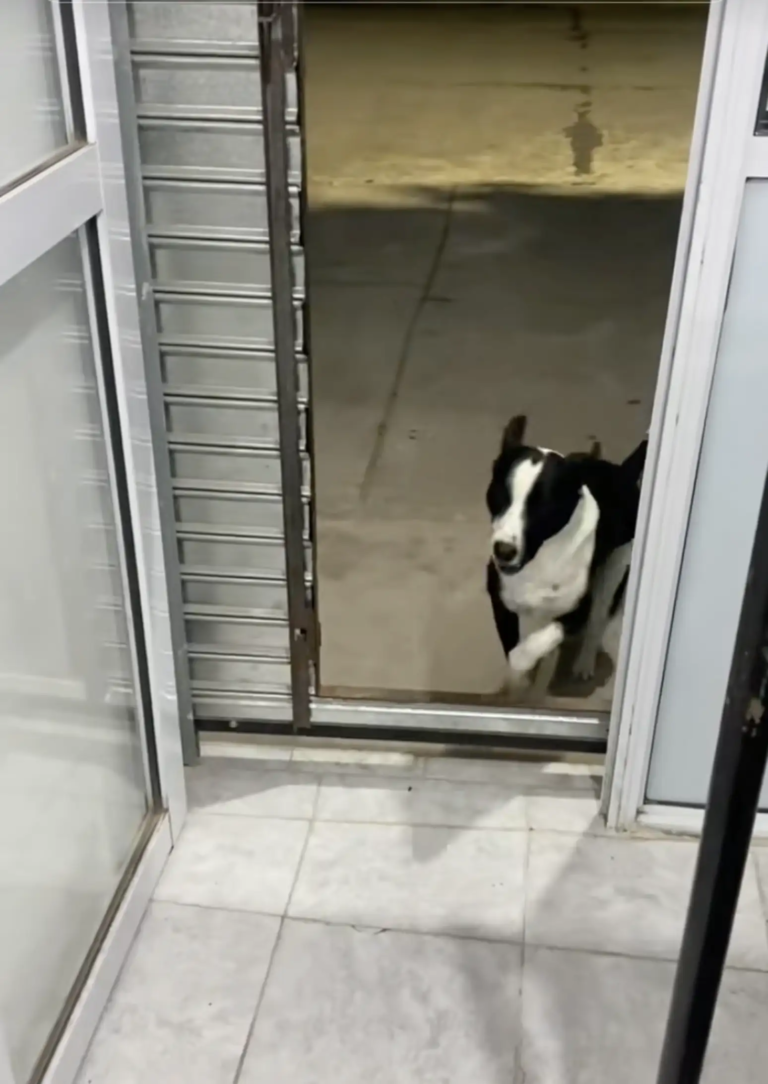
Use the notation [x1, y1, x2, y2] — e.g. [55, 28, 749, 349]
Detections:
[307, 182, 681, 706]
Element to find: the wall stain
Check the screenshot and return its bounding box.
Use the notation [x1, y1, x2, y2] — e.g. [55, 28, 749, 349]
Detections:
[565, 104, 603, 176]
[568, 5, 589, 51]
[564, 6, 603, 177]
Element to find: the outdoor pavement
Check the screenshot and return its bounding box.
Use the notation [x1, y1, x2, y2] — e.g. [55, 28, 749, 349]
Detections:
[304, 3, 707, 709]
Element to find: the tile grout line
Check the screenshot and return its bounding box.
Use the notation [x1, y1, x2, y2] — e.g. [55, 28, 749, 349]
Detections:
[516, 827, 533, 1084]
[358, 184, 456, 501]
[185, 804, 678, 840]
[230, 802, 319, 1084]
[151, 897, 768, 977]
[230, 914, 287, 1084]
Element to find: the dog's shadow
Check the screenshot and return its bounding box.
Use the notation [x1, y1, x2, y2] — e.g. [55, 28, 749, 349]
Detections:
[550, 639, 615, 699]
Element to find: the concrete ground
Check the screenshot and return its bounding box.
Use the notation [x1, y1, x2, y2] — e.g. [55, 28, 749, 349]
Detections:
[304, 3, 708, 708]
[77, 746, 768, 1084]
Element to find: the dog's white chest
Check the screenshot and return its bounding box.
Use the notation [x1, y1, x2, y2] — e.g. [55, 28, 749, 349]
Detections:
[499, 489, 598, 619]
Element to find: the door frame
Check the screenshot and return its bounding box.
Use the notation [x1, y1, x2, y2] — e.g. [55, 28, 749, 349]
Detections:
[605, 0, 768, 830]
[0, 1, 186, 1081]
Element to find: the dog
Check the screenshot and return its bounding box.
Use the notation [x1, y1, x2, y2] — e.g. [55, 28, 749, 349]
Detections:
[486, 415, 647, 692]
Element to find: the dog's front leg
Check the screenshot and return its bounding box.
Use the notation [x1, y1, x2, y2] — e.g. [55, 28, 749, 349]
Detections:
[507, 621, 565, 685]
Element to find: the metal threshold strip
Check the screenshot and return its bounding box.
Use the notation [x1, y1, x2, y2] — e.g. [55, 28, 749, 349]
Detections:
[310, 699, 607, 741]
[194, 693, 607, 747]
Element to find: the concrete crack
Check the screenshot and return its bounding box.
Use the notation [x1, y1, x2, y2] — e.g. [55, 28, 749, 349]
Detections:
[359, 186, 456, 501]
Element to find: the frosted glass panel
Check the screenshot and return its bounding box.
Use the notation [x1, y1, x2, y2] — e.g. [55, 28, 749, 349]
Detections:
[0, 0, 70, 188]
[648, 180, 768, 809]
[0, 234, 151, 1083]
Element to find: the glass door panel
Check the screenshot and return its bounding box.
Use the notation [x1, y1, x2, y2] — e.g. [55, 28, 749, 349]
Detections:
[0, 232, 152, 1083]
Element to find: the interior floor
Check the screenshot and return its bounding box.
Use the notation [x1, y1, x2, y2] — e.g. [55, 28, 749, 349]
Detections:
[76, 745, 768, 1083]
[305, 3, 707, 709]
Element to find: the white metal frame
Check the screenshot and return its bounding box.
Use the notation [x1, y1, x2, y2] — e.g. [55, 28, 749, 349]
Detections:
[604, 0, 768, 832]
[0, 1, 186, 1082]
[39, 819, 173, 1084]
[72, 0, 187, 837]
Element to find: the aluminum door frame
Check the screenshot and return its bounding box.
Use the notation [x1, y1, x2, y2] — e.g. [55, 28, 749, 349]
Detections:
[107, 0, 198, 764]
[606, 0, 768, 831]
[0, 1, 186, 1080]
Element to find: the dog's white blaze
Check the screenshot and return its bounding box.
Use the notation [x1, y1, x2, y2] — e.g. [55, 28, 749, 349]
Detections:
[491, 457, 545, 557]
[499, 486, 599, 620]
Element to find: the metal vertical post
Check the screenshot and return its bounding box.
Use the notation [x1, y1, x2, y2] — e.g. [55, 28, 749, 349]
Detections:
[656, 466, 768, 1084]
[258, 0, 312, 729]
[107, 0, 199, 764]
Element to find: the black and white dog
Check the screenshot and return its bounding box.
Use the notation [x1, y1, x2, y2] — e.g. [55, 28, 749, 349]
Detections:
[486, 415, 647, 691]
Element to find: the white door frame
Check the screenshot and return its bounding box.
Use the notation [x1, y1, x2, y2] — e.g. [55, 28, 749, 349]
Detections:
[0, 1, 185, 1081]
[604, 0, 768, 832]
[71, 0, 187, 839]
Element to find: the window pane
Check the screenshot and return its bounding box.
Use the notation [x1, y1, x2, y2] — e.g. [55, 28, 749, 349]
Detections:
[0, 0, 70, 188]
[0, 234, 151, 1083]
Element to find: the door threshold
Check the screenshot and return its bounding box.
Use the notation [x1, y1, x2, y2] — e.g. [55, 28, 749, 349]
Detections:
[196, 694, 607, 752]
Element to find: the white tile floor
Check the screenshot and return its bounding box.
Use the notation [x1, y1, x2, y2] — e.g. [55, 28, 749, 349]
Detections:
[76, 748, 768, 1084]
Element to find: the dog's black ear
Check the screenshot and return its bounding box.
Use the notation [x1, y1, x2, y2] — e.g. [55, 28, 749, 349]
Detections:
[621, 437, 648, 487]
[589, 439, 602, 459]
[501, 415, 527, 452]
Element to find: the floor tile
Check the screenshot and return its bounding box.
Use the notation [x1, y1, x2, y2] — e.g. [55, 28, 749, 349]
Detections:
[526, 795, 604, 835]
[290, 746, 419, 774]
[751, 849, 768, 917]
[289, 822, 527, 940]
[526, 833, 768, 968]
[76, 902, 280, 1084]
[186, 762, 318, 820]
[423, 756, 601, 795]
[198, 740, 293, 767]
[521, 946, 768, 1084]
[316, 774, 526, 830]
[155, 815, 309, 915]
[239, 919, 521, 1084]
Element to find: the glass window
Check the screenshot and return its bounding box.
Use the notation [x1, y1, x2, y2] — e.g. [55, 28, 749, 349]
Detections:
[0, 0, 72, 189]
[0, 233, 152, 1083]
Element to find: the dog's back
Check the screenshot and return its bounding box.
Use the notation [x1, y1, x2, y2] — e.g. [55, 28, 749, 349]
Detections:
[568, 437, 647, 565]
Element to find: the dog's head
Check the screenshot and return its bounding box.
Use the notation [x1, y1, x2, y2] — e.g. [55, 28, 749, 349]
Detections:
[486, 415, 585, 574]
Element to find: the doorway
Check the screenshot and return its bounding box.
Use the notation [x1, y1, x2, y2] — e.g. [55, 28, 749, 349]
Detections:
[301, 2, 710, 722]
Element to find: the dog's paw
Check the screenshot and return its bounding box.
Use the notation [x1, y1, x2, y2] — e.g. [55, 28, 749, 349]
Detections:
[503, 671, 532, 702]
[507, 644, 536, 685]
[572, 646, 597, 682]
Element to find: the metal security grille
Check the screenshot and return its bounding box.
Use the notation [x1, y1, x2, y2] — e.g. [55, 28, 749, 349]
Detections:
[123, 1, 313, 726]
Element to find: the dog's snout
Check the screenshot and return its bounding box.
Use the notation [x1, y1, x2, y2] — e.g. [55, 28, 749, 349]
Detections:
[493, 540, 519, 565]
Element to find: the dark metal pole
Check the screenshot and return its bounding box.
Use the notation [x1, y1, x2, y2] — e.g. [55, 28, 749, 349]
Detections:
[656, 467, 768, 1084]
[258, 0, 312, 730]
